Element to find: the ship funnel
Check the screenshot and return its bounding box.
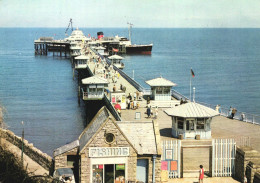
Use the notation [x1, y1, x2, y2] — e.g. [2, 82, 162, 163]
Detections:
[97, 32, 104, 40]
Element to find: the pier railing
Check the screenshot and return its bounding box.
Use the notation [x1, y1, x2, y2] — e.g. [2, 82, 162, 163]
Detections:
[197, 101, 260, 125]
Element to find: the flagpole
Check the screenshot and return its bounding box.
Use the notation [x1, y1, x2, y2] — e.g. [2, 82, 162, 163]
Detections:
[190, 74, 191, 101]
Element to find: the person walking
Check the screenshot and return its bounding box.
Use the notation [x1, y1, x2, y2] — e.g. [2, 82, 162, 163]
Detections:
[146, 106, 151, 118]
[199, 165, 204, 183]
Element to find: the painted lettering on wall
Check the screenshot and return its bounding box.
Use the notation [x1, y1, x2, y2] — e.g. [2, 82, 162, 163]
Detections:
[89, 147, 129, 157]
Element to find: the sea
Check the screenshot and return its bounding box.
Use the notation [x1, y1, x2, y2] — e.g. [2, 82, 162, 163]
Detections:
[0, 28, 260, 155]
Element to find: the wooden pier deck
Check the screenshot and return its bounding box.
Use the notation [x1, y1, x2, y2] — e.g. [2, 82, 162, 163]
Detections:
[120, 105, 260, 152]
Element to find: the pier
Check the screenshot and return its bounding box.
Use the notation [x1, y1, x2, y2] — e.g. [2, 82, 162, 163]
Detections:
[34, 37, 70, 57]
[32, 32, 260, 183]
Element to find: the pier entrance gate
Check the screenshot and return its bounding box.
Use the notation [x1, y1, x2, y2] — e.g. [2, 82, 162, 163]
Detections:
[162, 139, 236, 179]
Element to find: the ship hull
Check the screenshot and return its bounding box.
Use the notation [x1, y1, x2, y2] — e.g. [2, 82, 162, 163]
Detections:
[126, 44, 153, 54]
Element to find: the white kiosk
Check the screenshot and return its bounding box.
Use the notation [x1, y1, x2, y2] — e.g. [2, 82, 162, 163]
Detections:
[81, 76, 109, 100]
[165, 102, 219, 139]
[145, 77, 177, 101]
[74, 55, 89, 69]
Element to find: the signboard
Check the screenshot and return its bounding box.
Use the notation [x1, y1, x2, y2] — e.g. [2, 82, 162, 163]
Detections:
[89, 147, 129, 158]
[110, 92, 126, 109]
[171, 161, 177, 171]
[116, 164, 125, 170]
[135, 112, 141, 119]
[161, 161, 168, 170]
[165, 149, 173, 160]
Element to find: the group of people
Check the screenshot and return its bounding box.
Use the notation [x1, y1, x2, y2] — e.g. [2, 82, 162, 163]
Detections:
[180, 98, 188, 105]
[126, 93, 139, 110]
[229, 106, 237, 119]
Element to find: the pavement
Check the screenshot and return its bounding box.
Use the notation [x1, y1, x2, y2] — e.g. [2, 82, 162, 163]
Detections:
[166, 177, 239, 183]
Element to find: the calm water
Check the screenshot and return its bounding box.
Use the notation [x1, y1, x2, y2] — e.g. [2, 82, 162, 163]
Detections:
[0, 28, 260, 155]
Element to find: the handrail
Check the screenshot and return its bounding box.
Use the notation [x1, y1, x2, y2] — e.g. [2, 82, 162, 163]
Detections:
[197, 101, 260, 125]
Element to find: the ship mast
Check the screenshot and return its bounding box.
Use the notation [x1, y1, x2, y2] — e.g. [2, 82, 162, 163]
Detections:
[127, 22, 133, 44]
[65, 18, 73, 36]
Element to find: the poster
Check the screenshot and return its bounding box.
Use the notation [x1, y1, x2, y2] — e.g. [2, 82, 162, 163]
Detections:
[165, 149, 173, 160]
[161, 161, 168, 170]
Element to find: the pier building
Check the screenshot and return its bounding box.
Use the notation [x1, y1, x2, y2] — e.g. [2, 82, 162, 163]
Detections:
[74, 55, 89, 70]
[108, 55, 125, 69]
[81, 76, 109, 100]
[53, 107, 162, 183]
[145, 77, 177, 101]
[165, 102, 219, 139]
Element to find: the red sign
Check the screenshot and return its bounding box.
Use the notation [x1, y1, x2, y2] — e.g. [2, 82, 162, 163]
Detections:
[161, 161, 168, 170]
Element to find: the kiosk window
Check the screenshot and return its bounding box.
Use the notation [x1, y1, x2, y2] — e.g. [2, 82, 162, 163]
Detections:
[197, 118, 205, 129]
[177, 117, 184, 129]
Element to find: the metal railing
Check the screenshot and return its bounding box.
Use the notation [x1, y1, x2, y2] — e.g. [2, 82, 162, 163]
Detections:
[197, 101, 260, 125]
[103, 94, 121, 121]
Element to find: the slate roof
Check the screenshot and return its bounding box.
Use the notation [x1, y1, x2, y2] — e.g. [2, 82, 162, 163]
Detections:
[145, 77, 177, 87]
[108, 55, 124, 60]
[117, 121, 157, 155]
[53, 140, 79, 157]
[82, 76, 109, 85]
[79, 107, 110, 151]
[164, 102, 219, 118]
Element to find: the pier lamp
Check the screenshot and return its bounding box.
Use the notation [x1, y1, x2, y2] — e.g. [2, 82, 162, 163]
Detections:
[193, 87, 196, 102]
[21, 121, 24, 165]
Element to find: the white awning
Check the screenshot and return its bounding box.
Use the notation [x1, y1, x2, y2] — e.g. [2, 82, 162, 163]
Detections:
[165, 102, 219, 118]
[108, 55, 124, 60]
[146, 77, 177, 87]
[82, 76, 109, 85]
[75, 55, 90, 60]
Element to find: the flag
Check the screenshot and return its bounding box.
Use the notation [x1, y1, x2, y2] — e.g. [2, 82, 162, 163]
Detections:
[191, 69, 195, 77]
[113, 48, 119, 52]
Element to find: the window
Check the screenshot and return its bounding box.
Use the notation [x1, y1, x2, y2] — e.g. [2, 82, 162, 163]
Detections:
[105, 133, 115, 144]
[197, 118, 205, 130]
[163, 87, 170, 94]
[186, 120, 194, 131]
[156, 87, 163, 94]
[177, 117, 184, 129]
[67, 155, 76, 167]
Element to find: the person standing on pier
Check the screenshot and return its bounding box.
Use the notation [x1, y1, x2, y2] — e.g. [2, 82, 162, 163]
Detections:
[229, 106, 232, 118]
[146, 106, 151, 118]
[199, 165, 204, 183]
[231, 108, 237, 119]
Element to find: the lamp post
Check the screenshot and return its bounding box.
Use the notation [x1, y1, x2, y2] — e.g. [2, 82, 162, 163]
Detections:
[21, 121, 24, 166]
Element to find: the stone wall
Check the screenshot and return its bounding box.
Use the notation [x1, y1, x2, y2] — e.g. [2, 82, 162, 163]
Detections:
[0, 128, 52, 172]
[54, 147, 78, 170]
[246, 160, 260, 183]
[235, 146, 260, 183]
[253, 172, 260, 183]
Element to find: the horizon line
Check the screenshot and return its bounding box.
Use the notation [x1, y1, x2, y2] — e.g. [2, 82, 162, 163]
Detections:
[1, 27, 260, 29]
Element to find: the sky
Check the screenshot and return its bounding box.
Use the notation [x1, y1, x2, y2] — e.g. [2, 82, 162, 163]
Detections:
[0, 0, 260, 28]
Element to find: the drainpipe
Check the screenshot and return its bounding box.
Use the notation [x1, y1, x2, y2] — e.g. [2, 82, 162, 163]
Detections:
[152, 155, 157, 183]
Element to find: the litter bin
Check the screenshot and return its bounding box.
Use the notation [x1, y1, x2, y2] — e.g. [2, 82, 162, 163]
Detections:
[196, 135, 200, 140]
[179, 134, 183, 140]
